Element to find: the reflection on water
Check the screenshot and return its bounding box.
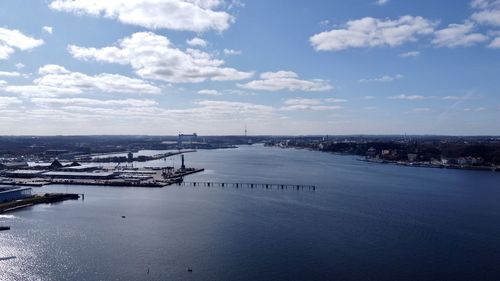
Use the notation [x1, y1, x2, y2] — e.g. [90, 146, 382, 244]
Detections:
[1, 145, 500, 281]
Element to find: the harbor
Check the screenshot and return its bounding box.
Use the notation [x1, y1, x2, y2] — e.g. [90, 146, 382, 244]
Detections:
[0, 153, 205, 189]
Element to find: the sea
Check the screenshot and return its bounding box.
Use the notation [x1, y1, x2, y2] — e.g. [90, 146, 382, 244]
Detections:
[1, 144, 500, 281]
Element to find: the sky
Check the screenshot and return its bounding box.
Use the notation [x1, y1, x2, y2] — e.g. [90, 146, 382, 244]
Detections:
[0, 0, 499, 136]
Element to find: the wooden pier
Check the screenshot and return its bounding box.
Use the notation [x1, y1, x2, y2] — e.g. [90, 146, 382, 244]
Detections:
[178, 181, 316, 191]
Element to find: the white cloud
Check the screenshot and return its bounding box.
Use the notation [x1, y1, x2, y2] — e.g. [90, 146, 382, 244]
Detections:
[488, 36, 500, 48]
[0, 71, 21, 77]
[284, 98, 322, 106]
[442, 95, 469, 100]
[375, 0, 389, 5]
[223, 48, 242, 55]
[471, 0, 500, 26]
[224, 89, 255, 96]
[388, 94, 425, 100]
[359, 74, 403, 82]
[197, 89, 222, 96]
[363, 95, 375, 99]
[0, 96, 23, 108]
[471, 0, 500, 9]
[281, 98, 342, 111]
[68, 32, 253, 83]
[42, 26, 53, 34]
[38, 64, 70, 75]
[319, 19, 330, 26]
[432, 22, 488, 47]
[49, 0, 234, 32]
[187, 37, 207, 47]
[31, 97, 158, 107]
[324, 97, 348, 103]
[194, 100, 274, 115]
[464, 107, 487, 112]
[412, 107, 432, 112]
[310, 16, 435, 51]
[399, 51, 420, 57]
[15, 63, 25, 69]
[238, 71, 332, 92]
[6, 64, 160, 97]
[2, 97, 280, 134]
[0, 27, 44, 59]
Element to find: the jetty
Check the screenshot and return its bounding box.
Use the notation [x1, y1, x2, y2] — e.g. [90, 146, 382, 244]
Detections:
[0, 193, 81, 214]
[179, 181, 316, 191]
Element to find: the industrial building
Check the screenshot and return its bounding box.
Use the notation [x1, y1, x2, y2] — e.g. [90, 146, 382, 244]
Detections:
[59, 164, 100, 172]
[178, 133, 198, 145]
[0, 162, 28, 170]
[5, 170, 47, 178]
[0, 188, 33, 203]
[42, 171, 116, 180]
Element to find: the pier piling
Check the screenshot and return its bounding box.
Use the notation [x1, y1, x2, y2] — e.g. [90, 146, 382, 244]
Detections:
[180, 181, 315, 191]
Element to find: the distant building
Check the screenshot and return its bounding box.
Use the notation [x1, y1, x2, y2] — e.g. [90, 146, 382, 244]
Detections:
[407, 153, 418, 162]
[45, 149, 69, 157]
[127, 152, 134, 162]
[0, 162, 28, 170]
[42, 171, 117, 180]
[29, 160, 63, 170]
[441, 158, 457, 165]
[5, 170, 46, 178]
[49, 160, 63, 170]
[178, 133, 198, 145]
[0, 188, 33, 203]
[60, 164, 100, 172]
[366, 147, 377, 158]
[457, 157, 484, 165]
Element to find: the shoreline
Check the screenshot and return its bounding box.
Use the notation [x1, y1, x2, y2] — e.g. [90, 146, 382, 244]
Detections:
[356, 157, 499, 172]
[270, 145, 500, 173]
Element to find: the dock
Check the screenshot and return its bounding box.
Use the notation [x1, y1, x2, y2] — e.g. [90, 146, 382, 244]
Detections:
[179, 181, 316, 191]
[0, 193, 81, 214]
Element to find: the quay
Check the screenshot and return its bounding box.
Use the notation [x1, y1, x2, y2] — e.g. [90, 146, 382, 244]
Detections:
[179, 181, 316, 191]
[164, 168, 205, 179]
[0, 193, 81, 214]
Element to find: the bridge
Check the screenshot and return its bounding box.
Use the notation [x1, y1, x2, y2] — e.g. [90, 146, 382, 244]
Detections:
[177, 181, 316, 191]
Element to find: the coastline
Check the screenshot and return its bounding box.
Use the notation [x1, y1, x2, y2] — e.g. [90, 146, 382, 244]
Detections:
[269, 145, 500, 172]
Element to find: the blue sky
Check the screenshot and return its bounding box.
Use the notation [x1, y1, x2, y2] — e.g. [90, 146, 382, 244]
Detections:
[0, 0, 499, 135]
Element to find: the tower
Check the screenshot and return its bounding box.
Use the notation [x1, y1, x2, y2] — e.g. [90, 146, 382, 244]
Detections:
[181, 154, 185, 170]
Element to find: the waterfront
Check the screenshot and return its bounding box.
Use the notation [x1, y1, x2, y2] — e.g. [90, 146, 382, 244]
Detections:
[1, 144, 500, 281]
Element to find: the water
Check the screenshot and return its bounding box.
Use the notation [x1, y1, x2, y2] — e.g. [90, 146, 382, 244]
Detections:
[1, 144, 500, 281]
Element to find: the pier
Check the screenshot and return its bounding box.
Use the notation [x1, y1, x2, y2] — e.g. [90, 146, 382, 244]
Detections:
[0, 193, 81, 214]
[179, 181, 316, 191]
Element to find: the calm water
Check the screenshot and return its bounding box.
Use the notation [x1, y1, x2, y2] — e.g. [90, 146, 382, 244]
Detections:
[1, 144, 500, 281]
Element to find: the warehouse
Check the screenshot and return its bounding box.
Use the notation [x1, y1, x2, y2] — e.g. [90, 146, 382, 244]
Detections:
[0, 188, 33, 203]
[5, 170, 47, 178]
[42, 171, 116, 180]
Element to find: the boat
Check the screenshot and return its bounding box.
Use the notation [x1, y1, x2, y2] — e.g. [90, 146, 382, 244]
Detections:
[0, 226, 10, 231]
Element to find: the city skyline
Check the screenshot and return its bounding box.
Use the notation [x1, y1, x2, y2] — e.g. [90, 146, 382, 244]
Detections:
[0, 0, 499, 135]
